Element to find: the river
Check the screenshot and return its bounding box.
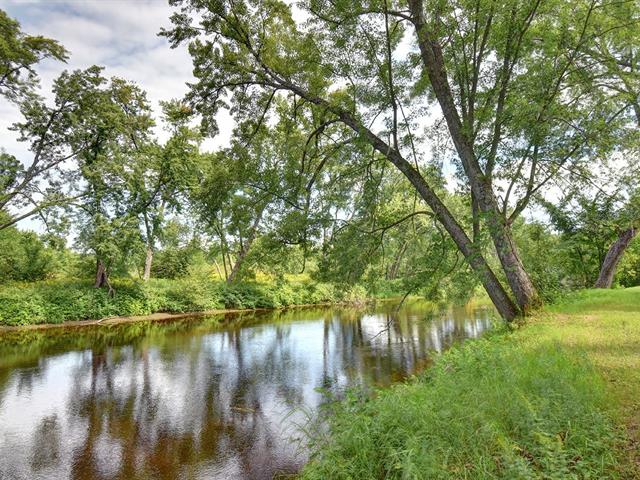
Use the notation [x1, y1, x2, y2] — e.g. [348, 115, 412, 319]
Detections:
[0, 300, 494, 480]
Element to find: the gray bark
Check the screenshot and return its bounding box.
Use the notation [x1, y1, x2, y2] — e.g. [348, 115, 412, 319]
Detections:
[142, 212, 155, 282]
[94, 259, 114, 297]
[407, 0, 540, 312]
[595, 227, 637, 288]
[227, 206, 265, 284]
[143, 246, 153, 282]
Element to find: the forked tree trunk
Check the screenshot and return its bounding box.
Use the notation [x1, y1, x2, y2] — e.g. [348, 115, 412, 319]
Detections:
[407, 0, 540, 313]
[143, 246, 153, 282]
[95, 259, 115, 297]
[483, 208, 540, 312]
[595, 227, 637, 288]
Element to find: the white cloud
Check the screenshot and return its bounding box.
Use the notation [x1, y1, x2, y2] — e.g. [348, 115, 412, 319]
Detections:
[1, 0, 199, 143]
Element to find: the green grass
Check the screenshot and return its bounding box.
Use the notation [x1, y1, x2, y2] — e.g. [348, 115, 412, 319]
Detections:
[302, 287, 640, 479]
[542, 287, 640, 477]
[549, 288, 640, 313]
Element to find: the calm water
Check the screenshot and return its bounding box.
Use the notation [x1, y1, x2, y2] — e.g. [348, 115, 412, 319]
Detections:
[0, 300, 494, 480]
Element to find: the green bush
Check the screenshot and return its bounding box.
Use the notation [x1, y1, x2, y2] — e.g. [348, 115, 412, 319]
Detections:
[302, 333, 620, 479]
[0, 227, 59, 283]
[0, 292, 48, 325]
[308, 282, 337, 304]
[341, 284, 369, 304]
[0, 277, 359, 326]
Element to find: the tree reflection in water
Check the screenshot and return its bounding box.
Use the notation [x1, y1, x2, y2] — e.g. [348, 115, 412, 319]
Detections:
[0, 300, 494, 480]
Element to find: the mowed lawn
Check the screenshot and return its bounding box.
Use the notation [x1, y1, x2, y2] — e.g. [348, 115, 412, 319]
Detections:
[542, 287, 640, 477]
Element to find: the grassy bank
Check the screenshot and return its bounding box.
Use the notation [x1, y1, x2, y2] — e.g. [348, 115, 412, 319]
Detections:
[302, 287, 640, 479]
[0, 277, 369, 326]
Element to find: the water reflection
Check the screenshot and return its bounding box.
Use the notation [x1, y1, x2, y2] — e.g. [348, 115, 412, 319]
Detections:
[0, 300, 494, 480]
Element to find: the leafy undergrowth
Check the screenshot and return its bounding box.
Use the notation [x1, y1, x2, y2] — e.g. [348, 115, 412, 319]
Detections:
[302, 287, 640, 479]
[0, 277, 363, 326]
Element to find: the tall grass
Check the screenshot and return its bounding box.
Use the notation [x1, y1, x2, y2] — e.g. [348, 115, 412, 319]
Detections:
[303, 331, 621, 479]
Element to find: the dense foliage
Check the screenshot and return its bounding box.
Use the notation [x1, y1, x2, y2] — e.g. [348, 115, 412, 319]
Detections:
[1, 4, 639, 478]
[1, 208, 637, 326]
[0, 277, 349, 326]
[158, 0, 640, 320]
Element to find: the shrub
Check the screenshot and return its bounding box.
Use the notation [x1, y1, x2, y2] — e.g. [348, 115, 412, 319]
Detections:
[0, 290, 48, 326]
[340, 284, 369, 304]
[308, 282, 336, 304]
[0, 277, 361, 325]
[0, 228, 59, 283]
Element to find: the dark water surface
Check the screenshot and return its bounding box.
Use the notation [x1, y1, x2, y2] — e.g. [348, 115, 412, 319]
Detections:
[0, 300, 494, 480]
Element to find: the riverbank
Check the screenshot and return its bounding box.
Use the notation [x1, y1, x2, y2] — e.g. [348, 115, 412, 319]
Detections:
[0, 277, 377, 327]
[0, 299, 397, 332]
[302, 287, 640, 479]
[0, 309, 245, 332]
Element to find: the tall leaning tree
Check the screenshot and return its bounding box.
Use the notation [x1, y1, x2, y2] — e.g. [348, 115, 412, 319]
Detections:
[162, 0, 622, 319]
[579, 0, 640, 288]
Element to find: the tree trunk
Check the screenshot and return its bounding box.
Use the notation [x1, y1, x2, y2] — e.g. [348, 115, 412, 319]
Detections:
[227, 206, 265, 284]
[595, 227, 637, 288]
[387, 241, 408, 280]
[142, 212, 155, 282]
[219, 234, 229, 280]
[143, 246, 153, 282]
[95, 259, 108, 288]
[212, 258, 224, 280]
[94, 259, 115, 297]
[407, 0, 540, 312]
[484, 207, 541, 313]
[273, 57, 520, 320]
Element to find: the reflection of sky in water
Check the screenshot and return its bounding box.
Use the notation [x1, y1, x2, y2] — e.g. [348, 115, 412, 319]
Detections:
[0, 301, 495, 480]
